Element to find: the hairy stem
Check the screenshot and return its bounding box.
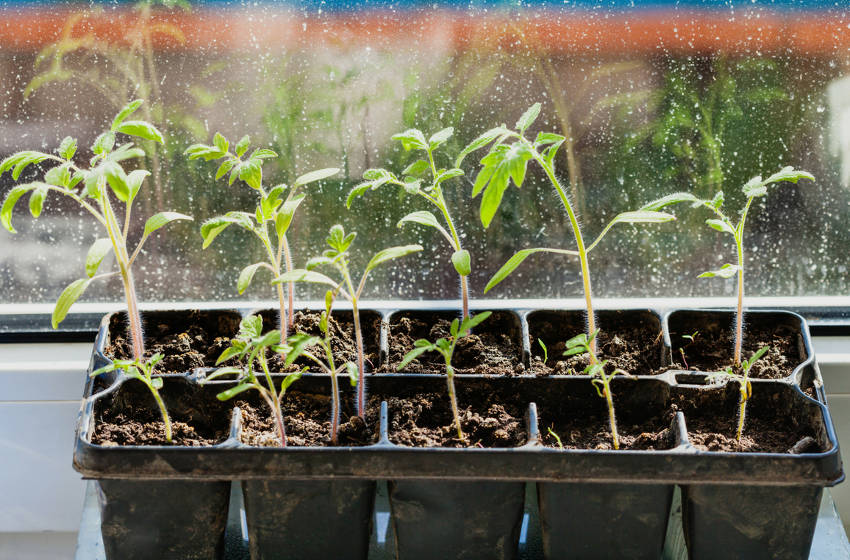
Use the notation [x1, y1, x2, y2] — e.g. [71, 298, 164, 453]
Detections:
[531, 148, 597, 360]
[281, 234, 295, 328]
[460, 275, 470, 322]
[352, 298, 366, 418]
[604, 382, 620, 450]
[446, 364, 464, 440]
[736, 386, 747, 442]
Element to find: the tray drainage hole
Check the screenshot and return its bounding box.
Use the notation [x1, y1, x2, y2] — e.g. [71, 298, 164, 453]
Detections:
[675, 373, 714, 386]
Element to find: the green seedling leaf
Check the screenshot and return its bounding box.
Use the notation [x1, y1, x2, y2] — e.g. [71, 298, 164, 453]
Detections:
[450, 318, 459, 338]
[52, 277, 92, 328]
[213, 132, 228, 154]
[143, 212, 192, 238]
[698, 263, 740, 279]
[126, 170, 150, 201]
[237, 160, 262, 190]
[216, 382, 254, 401]
[58, 136, 77, 160]
[586, 210, 675, 252]
[110, 99, 143, 131]
[1, 184, 38, 232]
[284, 334, 320, 366]
[398, 345, 432, 369]
[235, 135, 251, 157]
[237, 262, 266, 294]
[485, 247, 578, 293]
[274, 269, 338, 288]
[115, 121, 164, 144]
[240, 315, 264, 339]
[639, 192, 701, 211]
[28, 184, 48, 217]
[294, 167, 339, 187]
[392, 129, 428, 151]
[705, 218, 736, 236]
[516, 102, 541, 133]
[763, 166, 815, 186]
[364, 244, 423, 274]
[280, 371, 302, 392]
[215, 159, 235, 180]
[203, 367, 243, 382]
[434, 168, 464, 186]
[150, 377, 164, 390]
[428, 127, 453, 149]
[403, 159, 430, 177]
[275, 193, 306, 238]
[397, 210, 452, 242]
[451, 249, 471, 276]
[102, 161, 129, 201]
[216, 344, 246, 365]
[44, 164, 70, 188]
[458, 311, 491, 336]
[345, 362, 358, 386]
[455, 127, 508, 167]
[563, 346, 587, 357]
[85, 238, 112, 277]
[747, 346, 769, 366]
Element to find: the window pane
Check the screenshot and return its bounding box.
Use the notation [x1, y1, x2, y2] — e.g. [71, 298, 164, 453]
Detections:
[0, 2, 848, 305]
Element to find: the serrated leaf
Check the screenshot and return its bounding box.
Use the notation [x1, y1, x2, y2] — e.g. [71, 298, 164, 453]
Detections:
[215, 159, 235, 181]
[534, 131, 565, 147]
[434, 168, 464, 187]
[392, 129, 428, 151]
[238, 160, 262, 190]
[111, 99, 143, 131]
[283, 334, 320, 366]
[237, 262, 265, 295]
[52, 278, 92, 328]
[250, 148, 277, 160]
[235, 135, 251, 157]
[28, 184, 47, 217]
[428, 127, 453, 149]
[239, 315, 264, 339]
[184, 144, 226, 162]
[58, 136, 77, 160]
[294, 167, 339, 187]
[365, 244, 423, 274]
[213, 132, 228, 154]
[484, 247, 579, 293]
[143, 212, 192, 238]
[451, 249, 471, 276]
[516, 102, 541, 132]
[85, 238, 112, 277]
[116, 120, 164, 144]
[44, 164, 70, 188]
[698, 264, 740, 279]
[479, 167, 510, 228]
[200, 214, 252, 248]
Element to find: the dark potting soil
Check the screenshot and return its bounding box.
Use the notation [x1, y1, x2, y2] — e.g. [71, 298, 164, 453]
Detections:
[236, 393, 380, 447]
[673, 389, 821, 453]
[527, 311, 665, 376]
[260, 309, 381, 374]
[105, 311, 240, 373]
[92, 400, 229, 447]
[671, 321, 802, 379]
[540, 413, 674, 451]
[384, 311, 522, 375]
[387, 386, 526, 448]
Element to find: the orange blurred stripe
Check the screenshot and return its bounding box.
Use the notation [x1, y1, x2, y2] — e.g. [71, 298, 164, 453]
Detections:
[0, 7, 845, 55]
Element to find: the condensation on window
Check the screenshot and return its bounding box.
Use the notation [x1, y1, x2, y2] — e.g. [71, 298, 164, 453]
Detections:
[0, 1, 848, 305]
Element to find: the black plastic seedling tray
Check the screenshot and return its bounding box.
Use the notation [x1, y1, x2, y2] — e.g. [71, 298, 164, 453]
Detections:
[74, 305, 843, 560]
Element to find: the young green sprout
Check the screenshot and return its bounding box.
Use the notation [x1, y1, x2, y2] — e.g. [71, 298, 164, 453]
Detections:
[296, 290, 358, 445]
[398, 311, 492, 441]
[458, 103, 676, 360]
[1, 99, 192, 361]
[91, 353, 173, 442]
[548, 427, 565, 450]
[205, 315, 306, 447]
[678, 331, 699, 370]
[348, 127, 472, 318]
[707, 346, 769, 442]
[185, 133, 338, 339]
[563, 329, 632, 450]
[538, 339, 549, 365]
[275, 224, 422, 418]
[689, 166, 814, 367]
